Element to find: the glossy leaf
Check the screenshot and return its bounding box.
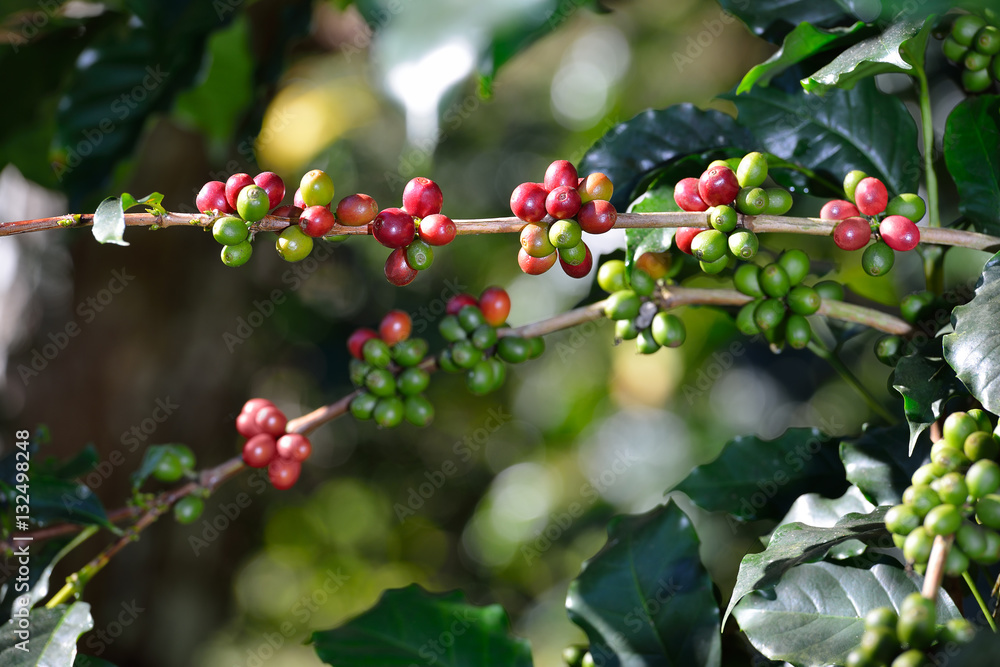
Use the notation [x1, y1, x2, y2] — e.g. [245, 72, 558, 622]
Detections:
[892, 352, 965, 454]
[944, 251, 1000, 414]
[673, 428, 847, 522]
[0, 602, 93, 666]
[310, 584, 532, 666]
[717, 0, 852, 44]
[91, 197, 128, 247]
[566, 501, 721, 667]
[12, 475, 115, 531]
[801, 16, 934, 94]
[579, 104, 753, 210]
[840, 424, 932, 506]
[733, 561, 960, 666]
[723, 507, 890, 627]
[724, 79, 920, 196]
[943, 95, 1000, 234]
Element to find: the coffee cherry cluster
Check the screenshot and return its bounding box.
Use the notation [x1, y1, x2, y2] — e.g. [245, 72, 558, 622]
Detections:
[942, 11, 1000, 93]
[597, 259, 687, 354]
[826, 170, 925, 277]
[374, 177, 456, 286]
[846, 597, 974, 667]
[732, 250, 842, 350]
[437, 288, 544, 393]
[237, 398, 311, 490]
[198, 171, 286, 267]
[672, 152, 793, 274]
[887, 410, 1000, 575]
[348, 310, 435, 428]
[510, 159, 616, 278]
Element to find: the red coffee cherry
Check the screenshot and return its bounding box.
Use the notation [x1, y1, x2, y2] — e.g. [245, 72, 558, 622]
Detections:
[402, 177, 444, 218]
[418, 213, 457, 245]
[674, 227, 702, 255]
[242, 433, 277, 468]
[225, 173, 254, 211]
[543, 160, 578, 191]
[272, 205, 302, 219]
[299, 205, 337, 237]
[293, 188, 307, 209]
[254, 405, 288, 437]
[820, 199, 860, 220]
[236, 413, 261, 438]
[880, 215, 920, 251]
[276, 434, 312, 462]
[447, 293, 479, 315]
[698, 166, 740, 207]
[348, 328, 379, 359]
[854, 177, 889, 216]
[372, 208, 416, 248]
[253, 172, 285, 210]
[578, 200, 617, 234]
[196, 181, 235, 215]
[518, 248, 557, 275]
[268, 458, 301, 490]
[336, 193, 379, 226]
[833, 216, 872, 251]
[384, 247, 418, 286]
[479, 287, 511, 326]
[673, 178, 709, 212]
[560, 244, 593, 278]
[510, 183, 549, 222]
[379, 310, 412, 345]
[545, 185, 582, 220]
[241, 397, 275, 415]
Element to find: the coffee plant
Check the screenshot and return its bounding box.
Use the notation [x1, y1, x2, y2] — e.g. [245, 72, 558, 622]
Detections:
[4, 0, 1000, 665]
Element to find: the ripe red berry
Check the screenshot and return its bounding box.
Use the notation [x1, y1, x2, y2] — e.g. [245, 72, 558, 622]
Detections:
[225, 173, 254, 211]
[698, 166, 740, 207]
[236, 413, 261, 438]
[510, 183, 549, 222]
[578, 200, 617, 234]
[254, 405, 287, 437]
[379, 310, 412, 345]
[336, 193, 379, 227]
[268, 458, 301, 490]
[402, 177, 444, 218]
[241, 397, 275, 415]
[560, 244, 593, 278]
[447, 293, 478, 315]
[674, 227, 702, 255]
[293, 188, 307, 209]
[272, 205, 301, 219]
[518, 248, 557, 275]
[196, 181, 234, 215]
[348, 328, 379, 359]
[543, 160, 578, 191]
[545, 185, 582, 220]
[299, 205, 337, 237]
[385, 247, 418, 286]
[673, 178, 709, 212]
[833, 216, 872, 251]
[242, 434, 277, 468]
[880, 215, 920, 251]
[276, 433, 311, 463]
[854, 177, 889, 216]
[418, 213, 457, 245]
[820, 199, 860, 220]
[372, 208, 416, 249]
[254, 172, 285, 210]
[479, 287, 511, 326]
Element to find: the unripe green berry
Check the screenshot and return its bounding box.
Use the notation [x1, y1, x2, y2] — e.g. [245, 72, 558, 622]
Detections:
[923, 503, 962, 536]
[942, 35, 969, 62]
[737, 152, 768, 187]
[903, 526, 933, 563]
[964, 430, 999, 461]
[787, 285, 821, 315]
[548, 219, 583, 249]
[174, 496, 205, 524]
[300, 169, 335, 207]
[976, 494, 1000, 529]
[450, 340, 483, 369]
[930, 472, 968, 506]
[753, 298, 786, 332]
[736, 301, 761, 335]
[891, 649, 928, 667]
[651, 312, 685, 348]
[965, 49, 992, 71]
[903, 485, 941, 518]
[466, 359, 498, 395]
[709, 205, 738, 233]
[940, 617, 976, 645]
[629, 268, 655, 297]
[733, 264, 764, 297]
[458, 305, 487, 333]
[237, 185, 270, 223]
[635, 327, 660, 355]
[350, 392, 378, 420]
[349, 359, 371, 387]
[763, 188, 793, 215]
[527, 336, 545, 359]
[404, 394, 434, 427]
[373, 396, 405, 428]
[911, 462, 947, 486]
[897, 593, 936, 650]
[471, 324, 498, 350]
[365, 368, 397, 398]
[944, 543, 970, 576]
[957, 522, 989, 562]
[968, 408, 993, 433]
[885, 503, 921, 535]
[362, 338, 392, 368]
[615, 318, 639, 341]
[597, 260, 627, 293]
[437, 349, 462, 373]
[691, 229, 728, 263]
[497, 336, 531, 363]
[843, 170, 868, 202]
[783, 314, 811, 350]
[700, 255, 730, 274]
[874, 335, 904, 366]
[604, 290, 641, 321]
[777, 249, 810, 286]
[962, 67, 993, 92]
[439, 315, 466, 342]
[759, 263, 791, 298]
[930, 444, 970, 472]
[213, 216, 249, 245]
[980, 529, 1000, 564]
[397, 367, 430, 396]
[813, 280, 844, 301]
[975, 25, 1000, 55]
[859, 627, 899, 665]
[405, 239, 434, 270]
[276, 225, 313, 262]
[944, 412, 979, 450]
[900, 291, 936, 324]
[953, 14, 987, 47]
[735, 186, 768, 216]
[967, 459, 1000, 498]
[864, 607, 898, 631]
[221, 240, 253, 267]
[728, 229, 759, 260]
[393, 338, 429, 367]
[886, 193, 926, 222]
[862, 241, 894, 277]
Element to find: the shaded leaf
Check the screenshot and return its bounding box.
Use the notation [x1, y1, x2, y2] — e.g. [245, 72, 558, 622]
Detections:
[75, 656, 119, 667]
[776, 486, 876, 559]
[566, 501, 721, 667]
[943, 95, 1000, 234]
[91, 197, 127, 247]
[0, 602, 93, 666]
[944, 251, 1000, 414]
[717, 0, 853, 44]
[733, 561, 960, 666]
[840, 424, 932, 506]
[310, 584, 532, 666]
[36, 444, 98, 481]
[724, 507, 890, 627]
[673, 428, 847, 522]
[723, 79, 920, 196]
[892, 352, 965, 454]
[0, 538, 71, 625]
[19, 476, 115, 532]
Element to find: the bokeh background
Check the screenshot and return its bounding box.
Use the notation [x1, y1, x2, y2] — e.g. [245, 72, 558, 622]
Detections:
[0, 0, 989, 665]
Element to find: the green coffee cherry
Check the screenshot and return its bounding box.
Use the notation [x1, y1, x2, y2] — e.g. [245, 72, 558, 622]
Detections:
[899, 291, 936, 324]
[753, 298, 786, 332]
[897, 593, 936, 650]
[365, 368, 397, 398]
[597, 260, 628, 293]
[942, 35, 969, 62]
[349, 359, 371, 387]
[965, 49, 992, 71]
[439, 315, 467, 342]
[885, 504, 922, 535]
[528, 336, 545, 359]
[213, 216, 249, 245]
[629, 268, 655, 297]
[471, 324, 498, 350]
[651, 312, 686, 348]
[787, 285, 820, 315]
[976, 494, 1000, 529]
[394, 338, 429, 367]
[875, 335, 904, 366]
[174, 496, 205, 524]
[859, 627, 899, 665]
[980, 529, 1000, 564]
[891, 649, 928, 667]
[930, 472, 968, 506]
[709, 205, 738, 233]
[615, 318, 639, 341]
[923, 503, 962, 536]
[397, 367, 430, 396]
[362, 338, 392, 368]
[221, 241, 253, 267]
[549, 219, 583, 249]
[451, 340, 483, 369]
[967, 459, 1000, 498]
[940, 618, 976, 645]
[728, 229, 759, 260]
[497, 336, 531, 363]
[466, 360, 497, 396]
[944, 412, 979, 450]
[864, 607, 898, 631]
[778, 249, 809, 286]
[733, 264, 764, 297]
[843, 170, 868, 202]
[437, 349, 462, 373]
[736, 301, 761, 335]
[968, 408, 993, 433]
[276, 225, 313, 262]
[350, 392, 378, 420]
[813, 280, 844, 302]
[691, 229, 728, 263]
[763, 188, 793, 215]
[903, 526, 933, 563]
[374, 396, 405, 428]
[735, 187, 768, 216]
[784, 314, 811, 350]
[759, 264, 791, 298]
[902, 485, 941, 518]
[737, 152, 768, 188]
[404, 394, 434, 427]
[944, 543, 970, 576]
[457, 305, 486, 332]
[930, 444, 970, 472]
[862, 241, 895, 277]
[237, 185, 270, 223]
[953, 14, 987, 46]
[406, 239, 434, 270]
[911, 462, 947, 486]
[635, 328, 660, 355]
[699, 255, 730, 274]
[963, 67, 993, 92]
[605, 290, 641, 320]
[886, 193, 926, 222]
[964, 430, 999, 461]
[976, 25, 1000, 55]
[957, 522, 989, 562]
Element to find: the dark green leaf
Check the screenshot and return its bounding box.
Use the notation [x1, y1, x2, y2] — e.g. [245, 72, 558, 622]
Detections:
[673, 428, 848, 522]
[310, 584, 532, 666]
[892, 352, 965, 454]
[801, 15, 933, 94]
[92, 197, 127, 247]
[579, 105, 753, 210]
[566, 501, 721, 667]
[732, 561, 960, 666]
[0, 602, 93, 665]
[943, 96, 1000, 234]
[723, 508, 890, 627]
[717, 0, 853, 44]
[738, 22, 867, 94]
[840, 424, 932, 506]
[776, 486, 876, 559]
[20, 476, 115, 532]
[944, 251, 1000, 413]
[0, 538, 71, 624]
[74, 656, 119, 667]
[37, 445, 99, 481]
[724, 79, 920, 196]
